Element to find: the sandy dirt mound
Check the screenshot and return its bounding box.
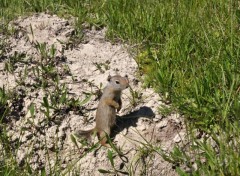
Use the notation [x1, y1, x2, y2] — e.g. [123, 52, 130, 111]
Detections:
[0, 13, 186, 175]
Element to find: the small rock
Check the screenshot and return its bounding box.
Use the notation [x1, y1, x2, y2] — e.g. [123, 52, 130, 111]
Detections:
[132, 78, 139, 86]
[156, 119, 168, 129]
[121, 128, 128, 135]
[138, 124, 146, 131]
[170, 113, 181, 124]
[161, 146, 168, 151]
[153, 114, 162, 122]
[59, 121, 69, 131]
[30, 154, 39, 164]
[173, 134, 181, 143]
[58, 130, 66, 139]
[17, 149, 27, 166]
[21, 131, 33, 143]
[47, 125, 58, 136]
[192, 162, 198, 171]
[34, 143, 40, 150]
[173, 131, 185, 143]
[47, 142, 54, 150]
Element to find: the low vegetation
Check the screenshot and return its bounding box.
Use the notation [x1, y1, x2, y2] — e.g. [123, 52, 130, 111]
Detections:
[1, 0, 240, 175]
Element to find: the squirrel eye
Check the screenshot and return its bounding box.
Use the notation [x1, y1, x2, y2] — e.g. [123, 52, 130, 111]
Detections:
[115, 80, 120, 84]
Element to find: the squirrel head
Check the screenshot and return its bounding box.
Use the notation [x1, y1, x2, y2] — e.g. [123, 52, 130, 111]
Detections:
[107, 74, 129, 91]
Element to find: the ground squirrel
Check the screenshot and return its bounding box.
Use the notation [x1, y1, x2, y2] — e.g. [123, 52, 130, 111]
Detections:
[76, 74, 129, 147]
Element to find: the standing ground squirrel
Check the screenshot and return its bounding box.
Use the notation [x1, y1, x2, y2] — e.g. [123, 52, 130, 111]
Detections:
[76, 74, 129, 147]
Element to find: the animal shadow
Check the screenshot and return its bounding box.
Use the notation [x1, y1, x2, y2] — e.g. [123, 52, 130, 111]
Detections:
[111, 106, 155, 138]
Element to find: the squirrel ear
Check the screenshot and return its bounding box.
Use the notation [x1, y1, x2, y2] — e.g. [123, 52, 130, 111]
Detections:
[107, 75, 111, 81]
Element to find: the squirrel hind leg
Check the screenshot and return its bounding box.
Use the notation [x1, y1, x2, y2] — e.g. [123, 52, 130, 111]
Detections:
[98, 130, 111, 147]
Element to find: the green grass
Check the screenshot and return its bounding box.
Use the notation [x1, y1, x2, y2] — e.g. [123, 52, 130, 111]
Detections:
[1, 0, 240, 175]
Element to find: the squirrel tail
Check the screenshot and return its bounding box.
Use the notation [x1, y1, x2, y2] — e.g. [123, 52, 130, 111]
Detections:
[74, 128, 95, 138]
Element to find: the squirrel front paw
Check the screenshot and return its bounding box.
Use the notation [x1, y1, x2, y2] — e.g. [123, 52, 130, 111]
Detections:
[114, 103, 120, 110]
[117, 105, 122, 112]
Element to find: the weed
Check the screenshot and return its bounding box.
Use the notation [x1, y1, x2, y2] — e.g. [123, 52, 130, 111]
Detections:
[98, 149, 129, 175]
[0, 36, 9, 61]
[93, 60, 110, 73]
[62, 27, 84, 50]
[127, 86, 143, 108]
[34, 42, 56, 62]
[4, 51, 26, 74]
[0, 86, 9, 123]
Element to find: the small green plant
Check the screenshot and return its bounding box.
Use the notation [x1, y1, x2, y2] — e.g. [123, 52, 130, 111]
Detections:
[0, 86, 10, 122]
[93, 60, 110, 73]
[67, 93, 92, 112]
[49, 83, 68, 110]
[0, 35, 9, 60]
[0, 128, 25, 175]
[126, 86, 143, 109]
[158, 104, 175, 117]
[60, 27, 84, 50]
[40, 96, 52, 120]
[98, 149, 128, 175]
[34, 42, 56, 62]
[4, 51, 26, 74]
